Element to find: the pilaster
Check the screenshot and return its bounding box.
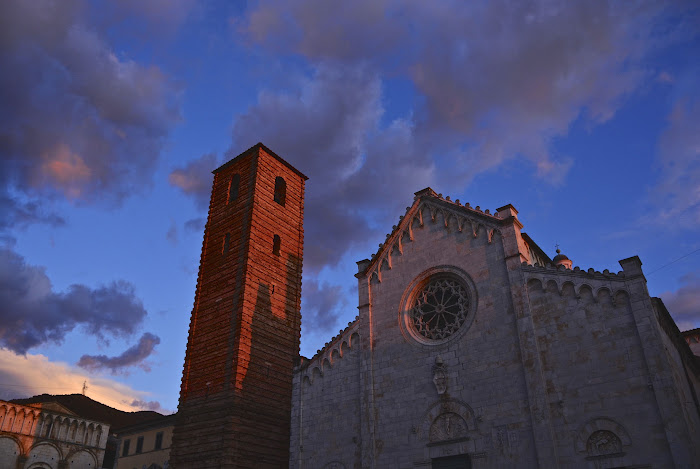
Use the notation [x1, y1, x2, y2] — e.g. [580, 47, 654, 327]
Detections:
[507, 264, 560, 467]
[356, 261, 375, 469]
[620, 256, 695, 466]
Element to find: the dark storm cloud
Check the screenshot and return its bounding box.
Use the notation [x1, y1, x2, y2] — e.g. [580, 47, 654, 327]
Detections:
[77, 332, 161, 374]
[0, 0, 181, 229]
[168, 153, 218, 209]
[661, 272, 700, 331]
[0, 248, 148, 354]
[301, 280, 348, 332]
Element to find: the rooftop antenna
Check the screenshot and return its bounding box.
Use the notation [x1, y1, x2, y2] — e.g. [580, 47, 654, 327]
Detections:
[82, 380, 88, 396]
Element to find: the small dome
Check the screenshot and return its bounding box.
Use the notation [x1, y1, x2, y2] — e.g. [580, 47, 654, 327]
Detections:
[552, 253, 569, 263]
[552, 248, 572, 269]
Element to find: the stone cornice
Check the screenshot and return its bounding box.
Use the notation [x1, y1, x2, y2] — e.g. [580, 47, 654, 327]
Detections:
[359, 189, 512, 281]
[294, 318, 360, 383]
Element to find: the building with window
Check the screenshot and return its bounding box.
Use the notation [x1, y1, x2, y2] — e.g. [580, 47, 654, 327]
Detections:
[170, 143, 700, 468]
[0, 399, 109, 468]
[114, 413, 175, 469]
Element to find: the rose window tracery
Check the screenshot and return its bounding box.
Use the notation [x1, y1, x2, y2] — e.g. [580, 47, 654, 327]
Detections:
[409, 278, 470, 340]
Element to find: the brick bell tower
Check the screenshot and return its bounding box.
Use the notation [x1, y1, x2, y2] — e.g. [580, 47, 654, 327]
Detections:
[170, 143, 307, 468]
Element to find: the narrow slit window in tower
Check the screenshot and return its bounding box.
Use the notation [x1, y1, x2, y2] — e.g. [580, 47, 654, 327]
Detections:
[228, 173, 240, 203]
[274, 176, 286, 206]
[273, 234, 281, 256]
[223, 233, 231, 254]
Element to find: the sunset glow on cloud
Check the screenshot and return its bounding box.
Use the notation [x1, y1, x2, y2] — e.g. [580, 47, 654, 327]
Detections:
[0, 349, 169, 413]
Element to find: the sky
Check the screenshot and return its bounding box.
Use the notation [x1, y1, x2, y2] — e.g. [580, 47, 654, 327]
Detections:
[0, 0, 699, 414]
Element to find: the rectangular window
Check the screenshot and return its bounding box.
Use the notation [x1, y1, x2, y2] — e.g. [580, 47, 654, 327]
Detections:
[122, 439, 130, 457]
[155, 431, 163, 450]
[222, 233, 231, 254]
[136, 436, 144, 454]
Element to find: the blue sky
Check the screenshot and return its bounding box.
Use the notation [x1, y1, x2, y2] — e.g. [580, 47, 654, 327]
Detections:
[1, 0, 699, 414]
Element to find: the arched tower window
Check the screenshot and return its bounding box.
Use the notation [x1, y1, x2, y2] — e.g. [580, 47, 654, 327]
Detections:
[274, 176, 286, 206]
[228, 174, 240, 203]
[273, 235, 281, 256]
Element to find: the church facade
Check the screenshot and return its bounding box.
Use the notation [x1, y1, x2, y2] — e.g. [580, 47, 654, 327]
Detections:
[172, 143, 700, 468]
[289, 187, 700, 468]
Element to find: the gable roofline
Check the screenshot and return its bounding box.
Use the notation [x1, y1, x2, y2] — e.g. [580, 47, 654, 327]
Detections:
[113, 412, 177, 436]
[357, 187, 514, 278]
[521, 232, 552, 264]
[212, 142, 309, 180]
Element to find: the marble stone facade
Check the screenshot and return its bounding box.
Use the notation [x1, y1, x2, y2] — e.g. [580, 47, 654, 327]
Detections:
[289, 188, 700, 469]
[0, 400, 108, 469]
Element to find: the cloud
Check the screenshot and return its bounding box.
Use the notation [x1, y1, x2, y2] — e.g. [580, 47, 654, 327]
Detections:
[229, 64, 433, 271]
[209, 1, 696, 271]
[653, 95, 700, 228]
[0, 193, 66, 232]
[166, 220, 178, 245]
[660, 272, 700, 331]
[104, 0, 197, 33]
[77, 333, 161, 374]
[129, 399, 168, 413]
[0, 247, 148, 354]
[0, 0, 181, 230]
[301, 280, 348, 333]
[184, 217, 206, 233]
[239, 0, 689, 182]
[169, 153, 218, 209]
[0, 349, 164, 412]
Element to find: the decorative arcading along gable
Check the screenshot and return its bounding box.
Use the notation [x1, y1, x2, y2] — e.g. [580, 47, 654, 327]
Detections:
[296, 317, 360, 386]
[361, 188, 507, 283]
[521, 261, 632, 300]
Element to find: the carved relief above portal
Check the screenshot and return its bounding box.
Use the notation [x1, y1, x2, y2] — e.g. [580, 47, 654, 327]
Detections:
[574, 417, 631, 460]
[429, 412, 468, 442]
[586, 430, 622, 456]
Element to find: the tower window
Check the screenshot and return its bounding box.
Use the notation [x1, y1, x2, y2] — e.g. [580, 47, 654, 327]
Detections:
[228, 173, 240, 203]
[223, 233, 231, 254]
[273, 235, 281, 256]
[274, 177, 286, 206]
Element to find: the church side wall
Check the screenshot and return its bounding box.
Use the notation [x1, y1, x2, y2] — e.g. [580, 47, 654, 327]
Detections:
[524, 272, 674, 467]
[290, 328, 362, 469]
[649, 301, 700, 460]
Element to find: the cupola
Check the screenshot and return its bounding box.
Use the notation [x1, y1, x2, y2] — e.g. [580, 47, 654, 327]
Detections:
[552, 247, 572, 270]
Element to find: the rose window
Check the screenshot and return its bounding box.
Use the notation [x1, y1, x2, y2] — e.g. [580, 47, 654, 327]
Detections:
[409, 278, 470, 340]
